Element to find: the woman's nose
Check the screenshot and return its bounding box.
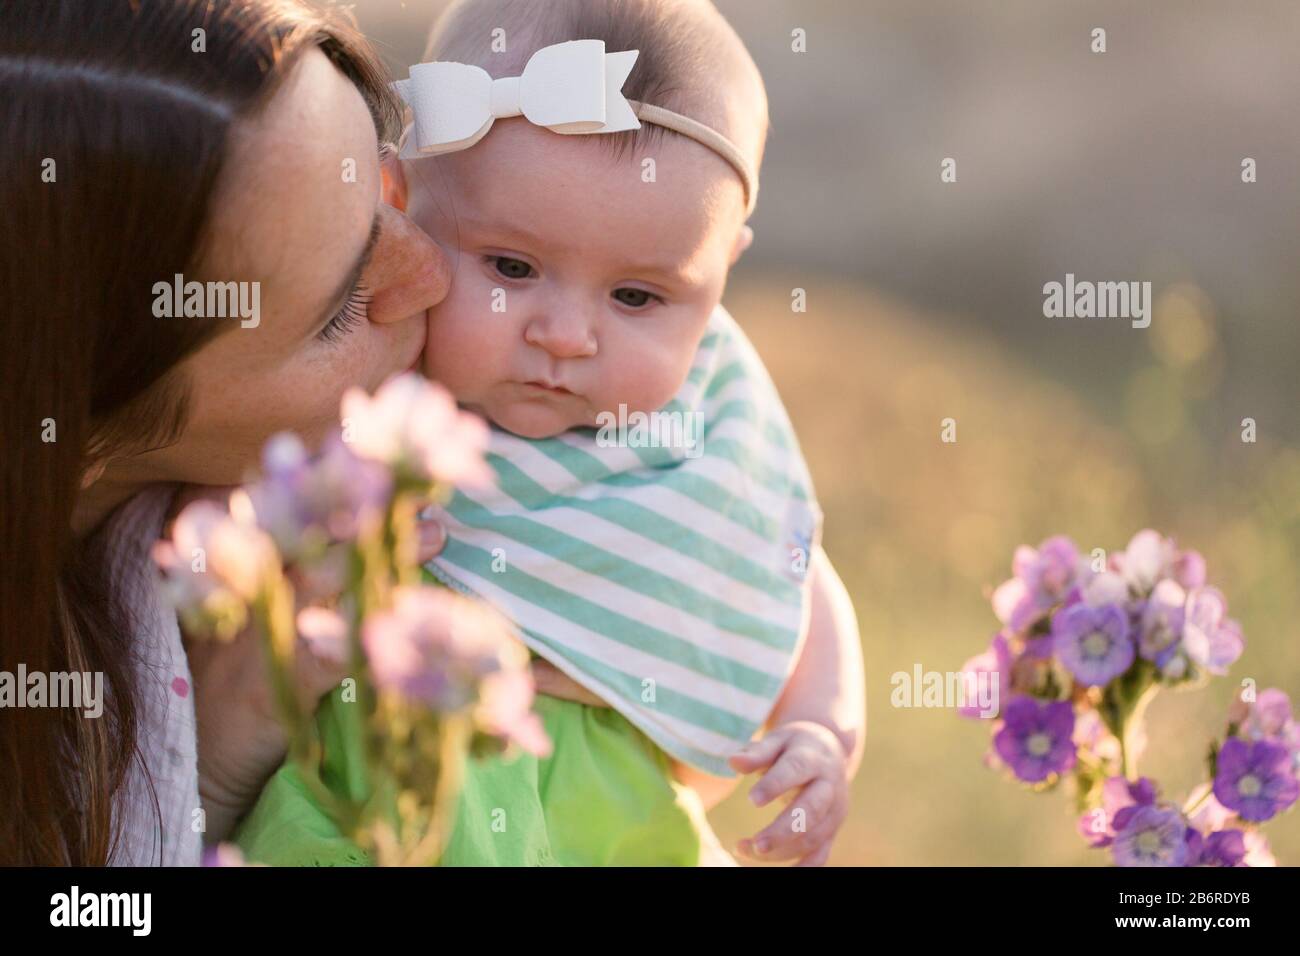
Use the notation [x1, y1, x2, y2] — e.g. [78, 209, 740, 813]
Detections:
[524, 308, 598, 360]
[363, 204, 451, 324]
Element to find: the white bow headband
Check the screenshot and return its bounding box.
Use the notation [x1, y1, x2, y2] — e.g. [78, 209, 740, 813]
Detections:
[394, 39, 758, 216]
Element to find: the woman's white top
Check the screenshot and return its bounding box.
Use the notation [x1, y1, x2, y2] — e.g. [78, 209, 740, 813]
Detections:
[104, 486, 204, 866]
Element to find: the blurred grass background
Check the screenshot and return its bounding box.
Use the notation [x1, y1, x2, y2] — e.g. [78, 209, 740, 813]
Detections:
[347, 0, 1300, 863]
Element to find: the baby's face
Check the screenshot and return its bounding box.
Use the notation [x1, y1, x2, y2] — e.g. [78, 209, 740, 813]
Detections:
[407, 119, 750, 439]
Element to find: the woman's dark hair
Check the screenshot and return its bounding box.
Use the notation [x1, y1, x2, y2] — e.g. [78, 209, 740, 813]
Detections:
[0, 0, 400, 864]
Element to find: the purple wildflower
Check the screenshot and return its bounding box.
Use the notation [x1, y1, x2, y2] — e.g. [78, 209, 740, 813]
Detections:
[1077, 568, 1129, 609]
[1241, 829, 1277, 867]
[1181, 587, 1244, 675]
[339, 373, 492, 488]
[1115, 530, 1176, 596]
[1213, 738, 1299, 822]
[247, 433, 392, 559]
[362, 586, 549, 755]
[992, 536, 1080, 633]
[957, 632, 1011, 719]
[1077, 776, 1157, 847]
[1241, 688, 1294, 738]
[993, 696, 1076, 782]
[363, 586, 505, 711]
[1138, 579, 1185, 666]
[1228, 688, 1300, 773]
[1111, 805, 1190, 867]
[1172, 549, 1206, 589]
[1052, 603, 1135, 686]
[1198, 829, 1248, 867]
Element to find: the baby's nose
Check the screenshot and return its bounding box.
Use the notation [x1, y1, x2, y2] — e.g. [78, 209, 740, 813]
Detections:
[524, 311, 597, 359]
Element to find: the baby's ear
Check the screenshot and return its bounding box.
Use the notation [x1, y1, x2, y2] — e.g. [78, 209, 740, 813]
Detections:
[729, 225, 754, 266]
[381, 151, 410, 212]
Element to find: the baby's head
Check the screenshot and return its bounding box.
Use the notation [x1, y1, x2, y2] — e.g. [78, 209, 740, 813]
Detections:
[405, 0, 767, 439]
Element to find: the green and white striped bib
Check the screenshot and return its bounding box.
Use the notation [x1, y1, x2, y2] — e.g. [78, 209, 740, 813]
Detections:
[427, 307, 821, 775]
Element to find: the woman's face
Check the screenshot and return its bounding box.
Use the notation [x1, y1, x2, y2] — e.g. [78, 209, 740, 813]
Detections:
[114, 48, 450, 488]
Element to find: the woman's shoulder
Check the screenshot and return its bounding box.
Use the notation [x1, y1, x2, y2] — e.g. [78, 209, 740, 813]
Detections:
[97, 484, 204, 867]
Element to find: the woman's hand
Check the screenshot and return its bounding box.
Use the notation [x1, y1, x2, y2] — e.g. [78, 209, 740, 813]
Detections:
[173, 486, 449, 843]
[186, 624, 339, 844]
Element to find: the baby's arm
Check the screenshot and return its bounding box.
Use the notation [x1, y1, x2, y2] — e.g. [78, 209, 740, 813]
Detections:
[672, 548, 865, 835]
[758, 546, 865, 772]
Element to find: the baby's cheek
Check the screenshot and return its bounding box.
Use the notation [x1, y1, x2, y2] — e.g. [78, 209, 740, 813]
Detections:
[422, 300, 483, 396]
[601, 347, 689, 414]
[420, 308, 446, 379]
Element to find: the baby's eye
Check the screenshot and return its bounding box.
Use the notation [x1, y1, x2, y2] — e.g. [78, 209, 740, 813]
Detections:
[491, 256, 535, 280]
[612, 287, 660, 309]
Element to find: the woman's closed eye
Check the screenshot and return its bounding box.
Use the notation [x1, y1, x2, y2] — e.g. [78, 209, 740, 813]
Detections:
[317, 284, 370, 344]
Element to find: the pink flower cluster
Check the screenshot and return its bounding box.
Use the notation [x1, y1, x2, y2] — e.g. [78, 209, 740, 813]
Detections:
[363, 587, 549, 757]
[156, 374, 546, 757]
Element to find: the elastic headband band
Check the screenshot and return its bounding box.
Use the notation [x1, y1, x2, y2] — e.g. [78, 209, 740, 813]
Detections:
[394, 40, 759, 216]
[630, 101, 758, 215]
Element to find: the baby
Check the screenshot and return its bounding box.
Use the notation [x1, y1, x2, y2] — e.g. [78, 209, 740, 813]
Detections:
[400, 0, 864, 865]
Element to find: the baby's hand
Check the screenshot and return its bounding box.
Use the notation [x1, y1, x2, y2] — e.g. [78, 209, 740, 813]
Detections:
[728, 721, 850, 867]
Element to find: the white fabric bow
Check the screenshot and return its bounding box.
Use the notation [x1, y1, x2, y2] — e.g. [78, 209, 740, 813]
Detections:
[395, 40, 641, 159]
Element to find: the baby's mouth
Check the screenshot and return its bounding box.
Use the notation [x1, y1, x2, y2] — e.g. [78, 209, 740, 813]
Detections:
[522, 380, 575, 397]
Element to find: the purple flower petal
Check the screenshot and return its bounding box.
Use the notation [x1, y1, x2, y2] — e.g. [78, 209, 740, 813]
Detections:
[1052, 603, 1135, 686]
[1112, 805, 1190, 867]
[1214, 738, 1300, 822]
[993, 696, 1076, 782]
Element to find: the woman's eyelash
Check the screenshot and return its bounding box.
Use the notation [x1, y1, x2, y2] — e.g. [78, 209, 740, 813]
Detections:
[318, 285, 371, 344]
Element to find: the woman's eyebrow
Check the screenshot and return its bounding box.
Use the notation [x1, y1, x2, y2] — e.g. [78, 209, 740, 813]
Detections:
[316, 211, 382, 325]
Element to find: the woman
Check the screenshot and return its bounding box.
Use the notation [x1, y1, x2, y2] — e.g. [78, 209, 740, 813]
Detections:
[0, 0, 468, 864]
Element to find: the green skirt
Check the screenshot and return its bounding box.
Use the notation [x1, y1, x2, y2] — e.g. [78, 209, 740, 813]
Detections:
[232, 692, 704, 866]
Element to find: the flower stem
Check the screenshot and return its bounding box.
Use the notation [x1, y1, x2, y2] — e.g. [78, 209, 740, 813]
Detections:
[1119, 683, 1160, 780]
[404, 716, 470, 867]
[1182, 784, 1213, 818]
